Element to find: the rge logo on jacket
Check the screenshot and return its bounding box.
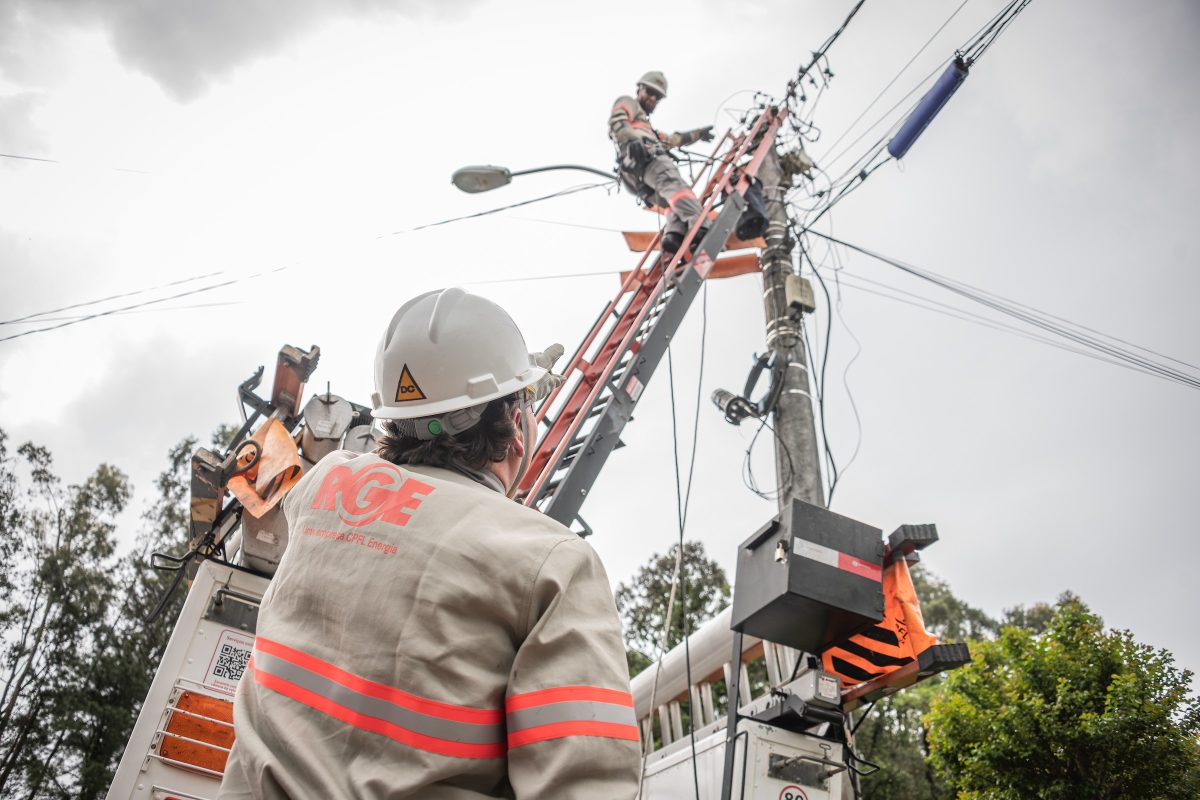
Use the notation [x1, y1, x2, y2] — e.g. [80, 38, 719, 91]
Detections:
[311, 462, 434, 528]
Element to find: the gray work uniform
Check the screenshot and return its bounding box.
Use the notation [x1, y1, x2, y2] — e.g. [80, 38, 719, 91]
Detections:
[608, 95, 706, 239]
[219, 452, 640, 799]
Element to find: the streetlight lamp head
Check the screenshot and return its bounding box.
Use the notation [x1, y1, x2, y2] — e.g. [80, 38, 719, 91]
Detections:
[451, 165, 513, 193]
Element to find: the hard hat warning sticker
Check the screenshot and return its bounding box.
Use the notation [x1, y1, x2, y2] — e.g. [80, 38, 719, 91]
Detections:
[395, 364, 426, 402]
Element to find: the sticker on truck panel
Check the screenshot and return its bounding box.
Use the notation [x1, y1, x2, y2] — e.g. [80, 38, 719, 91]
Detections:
[778, 787, 809, 800]
[204, 629, 256, 696]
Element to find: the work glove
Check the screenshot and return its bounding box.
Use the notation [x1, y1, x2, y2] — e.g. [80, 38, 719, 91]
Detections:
[696, 125, 715, 142]
[530, 343, 566, 401]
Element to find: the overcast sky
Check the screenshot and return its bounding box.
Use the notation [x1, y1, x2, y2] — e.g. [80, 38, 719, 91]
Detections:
[1, 0, 1196, 682]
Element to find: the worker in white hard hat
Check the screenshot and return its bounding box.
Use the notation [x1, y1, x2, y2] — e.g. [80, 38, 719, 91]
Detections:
[609, 70, 716, 254]
[220, 288, 641, 799]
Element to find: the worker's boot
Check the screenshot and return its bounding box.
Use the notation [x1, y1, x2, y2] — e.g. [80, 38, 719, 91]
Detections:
[661, 230, 684, 254]
[689, 226, 710, 254]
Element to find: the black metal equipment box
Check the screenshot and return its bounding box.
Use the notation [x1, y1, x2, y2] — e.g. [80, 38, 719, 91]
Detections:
[731, 501, 885, 652]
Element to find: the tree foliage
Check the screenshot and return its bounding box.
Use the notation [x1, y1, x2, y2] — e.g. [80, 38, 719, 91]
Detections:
[0, 430, 130, 798]
[0, 427, 204, 798]
[855, 566, 996, 800]
[614, 541, 730, 677]
[927, 595, 1200, 800]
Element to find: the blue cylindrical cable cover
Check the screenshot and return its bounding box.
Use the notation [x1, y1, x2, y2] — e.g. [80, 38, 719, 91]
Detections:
[888, 59, 970, 159]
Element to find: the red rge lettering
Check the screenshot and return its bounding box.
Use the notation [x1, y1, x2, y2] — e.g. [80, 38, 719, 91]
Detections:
[312, 463, 434, 528]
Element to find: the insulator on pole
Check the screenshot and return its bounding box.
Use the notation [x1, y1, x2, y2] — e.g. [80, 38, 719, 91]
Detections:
[887, 57, 970, 159]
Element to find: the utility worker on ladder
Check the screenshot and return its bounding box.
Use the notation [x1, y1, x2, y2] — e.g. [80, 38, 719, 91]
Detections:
[609, 70, 715, 255]
[219, 288, 641, 799]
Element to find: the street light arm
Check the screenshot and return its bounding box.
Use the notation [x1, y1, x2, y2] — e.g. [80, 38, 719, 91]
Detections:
[451, 163, 615, 193]
[509, 164, 616, 181]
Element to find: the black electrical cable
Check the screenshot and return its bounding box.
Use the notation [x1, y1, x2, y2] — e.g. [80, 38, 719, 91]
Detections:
[822, 229, 866, 481]
[0, 150, 150, 173]
[742, 417, 797, 501]
[806, 230, 1200, 390]
[800, 243, 841, 504]
[785, 0, 869, 104]
[801, 154, 891, 229]
[961, 0, 1034, 63]
[811, 264, 1181, 378]
[0, 273, 264, 343]
[821, 0, 974, 160]
[0, 270, 227, 326]
[851, 700, 878, 734]
[3, 182, 616, 345]
[665, 281, 709, 800]
[820, 0, 1034, 183]
[379, 180, 614, 237]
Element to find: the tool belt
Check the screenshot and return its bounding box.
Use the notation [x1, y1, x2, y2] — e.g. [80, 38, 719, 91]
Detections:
[617, 140, 667, 207]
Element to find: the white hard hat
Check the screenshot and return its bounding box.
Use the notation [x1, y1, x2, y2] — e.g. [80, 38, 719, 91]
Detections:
[637, 70, 668, 98]
[371, 288, 546, 423]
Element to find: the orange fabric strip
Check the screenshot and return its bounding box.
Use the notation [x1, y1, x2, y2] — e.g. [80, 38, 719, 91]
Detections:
[508, 720, 641, 749]
[253, 669, 505, 759]
[667, 188, 697, 210]
[255, 636, 501, 725]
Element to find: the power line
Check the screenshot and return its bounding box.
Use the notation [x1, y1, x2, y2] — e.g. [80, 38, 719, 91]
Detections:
[0, 151, 151, 174]
[820, 0, 974, 162]
[806, 230, 1200, 390]
[377, 181, 615, 238]
[0, 271, 283, 343]
[3, 182, 617, 345]
[784, 0, 869, 106]
[1, 271, 226, 326]
[815, 266, 1181, 380]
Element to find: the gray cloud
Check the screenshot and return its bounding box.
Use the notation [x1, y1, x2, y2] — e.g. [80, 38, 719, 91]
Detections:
[0, 0, 477, 102]
[0, 91, 46, 154]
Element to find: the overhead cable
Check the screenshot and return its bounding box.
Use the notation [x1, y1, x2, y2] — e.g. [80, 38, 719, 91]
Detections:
[0, 271, 226, 326]
[806, 230, 1200, 390]
[3, 183, 615, 344]
[820, 0, 974, 161]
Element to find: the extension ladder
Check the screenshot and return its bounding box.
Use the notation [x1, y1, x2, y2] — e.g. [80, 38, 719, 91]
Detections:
[517, 109, 784, 528]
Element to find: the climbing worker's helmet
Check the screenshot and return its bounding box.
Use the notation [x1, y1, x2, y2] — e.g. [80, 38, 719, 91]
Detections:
[371, 288, 546, 439]
[637, 70, 668, 99]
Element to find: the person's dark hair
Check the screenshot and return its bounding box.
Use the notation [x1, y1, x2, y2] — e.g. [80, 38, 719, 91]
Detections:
[375, 394, 519, 470]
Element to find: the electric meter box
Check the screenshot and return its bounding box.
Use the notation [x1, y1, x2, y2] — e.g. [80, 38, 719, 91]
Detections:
[731, 501, 885, 652]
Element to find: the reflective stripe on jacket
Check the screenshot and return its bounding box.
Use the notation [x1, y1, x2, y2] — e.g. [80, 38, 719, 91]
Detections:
[219, 453, 640, 799]
[608, 95, 706, 152]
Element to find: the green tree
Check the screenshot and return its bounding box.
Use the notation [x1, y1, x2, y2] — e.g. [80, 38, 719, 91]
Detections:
[910, 565, 997, 641]
[856, 566, 995, 800]
[0, 430, 130, 798]
[927, 595, 1200, 799]
[614, 541, 730, 677]
[68, 435, 198, 798]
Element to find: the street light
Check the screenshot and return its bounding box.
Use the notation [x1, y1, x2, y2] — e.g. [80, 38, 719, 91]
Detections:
[451, 164, 616, 193]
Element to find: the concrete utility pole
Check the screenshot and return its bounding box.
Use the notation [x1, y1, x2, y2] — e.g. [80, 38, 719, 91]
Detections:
[719, 126, 837, 800]
[757, 142, 825, 510]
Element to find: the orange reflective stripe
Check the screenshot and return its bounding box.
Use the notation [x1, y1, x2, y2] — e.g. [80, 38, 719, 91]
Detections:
[506, 686, 639, 748]
[509, 720, 641, 748]
[667, 188, 697, 210]
[630, 120, 654, 131]
[255, 668, 505, 760]
[256, 637, 501, 724]
[252, 637, 505, 759]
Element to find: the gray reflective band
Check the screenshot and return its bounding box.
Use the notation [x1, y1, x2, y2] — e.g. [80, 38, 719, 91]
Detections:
[507, 700, 637, 732]
[253, 650, 503, 745]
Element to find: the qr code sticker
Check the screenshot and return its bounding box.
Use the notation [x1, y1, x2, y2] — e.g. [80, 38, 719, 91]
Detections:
[213, 642, 250, 681]
[205, 629, 256, 695]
